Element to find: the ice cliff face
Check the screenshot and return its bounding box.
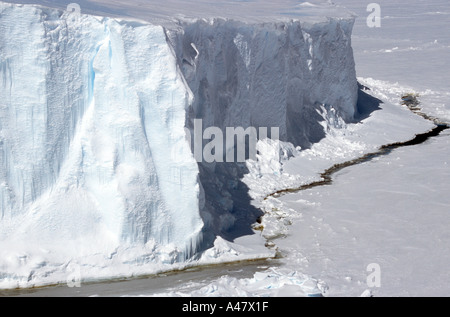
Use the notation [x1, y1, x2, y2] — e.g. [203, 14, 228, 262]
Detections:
[0, 2, 204, 285]
[0, 1, 357, 287]
[171, 18, 357, 147]
[170, 17, 357, 243]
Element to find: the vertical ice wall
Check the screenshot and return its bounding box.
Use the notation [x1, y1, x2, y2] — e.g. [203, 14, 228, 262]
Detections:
[170, 18, 358, 149]
[0, 2, 203, 282]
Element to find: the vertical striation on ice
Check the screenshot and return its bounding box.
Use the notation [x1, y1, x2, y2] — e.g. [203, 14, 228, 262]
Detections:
[170, 18, 357, 149]
[0, 2, 203, 287]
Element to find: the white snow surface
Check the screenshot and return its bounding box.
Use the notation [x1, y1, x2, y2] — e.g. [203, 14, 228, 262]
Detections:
[0, 0, 360, 289]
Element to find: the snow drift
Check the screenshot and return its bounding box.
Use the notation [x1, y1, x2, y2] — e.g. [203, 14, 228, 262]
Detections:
[0, 0, 357, 288]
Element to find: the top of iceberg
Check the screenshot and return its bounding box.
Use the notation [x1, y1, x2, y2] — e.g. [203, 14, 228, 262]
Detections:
[2, 0, 354, 25]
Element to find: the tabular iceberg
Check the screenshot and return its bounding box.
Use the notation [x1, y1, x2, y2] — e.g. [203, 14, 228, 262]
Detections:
[0, 0, 357, 288]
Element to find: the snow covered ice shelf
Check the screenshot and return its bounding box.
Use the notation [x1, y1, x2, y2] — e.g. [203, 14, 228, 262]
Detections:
[0, 0, 360, 288]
